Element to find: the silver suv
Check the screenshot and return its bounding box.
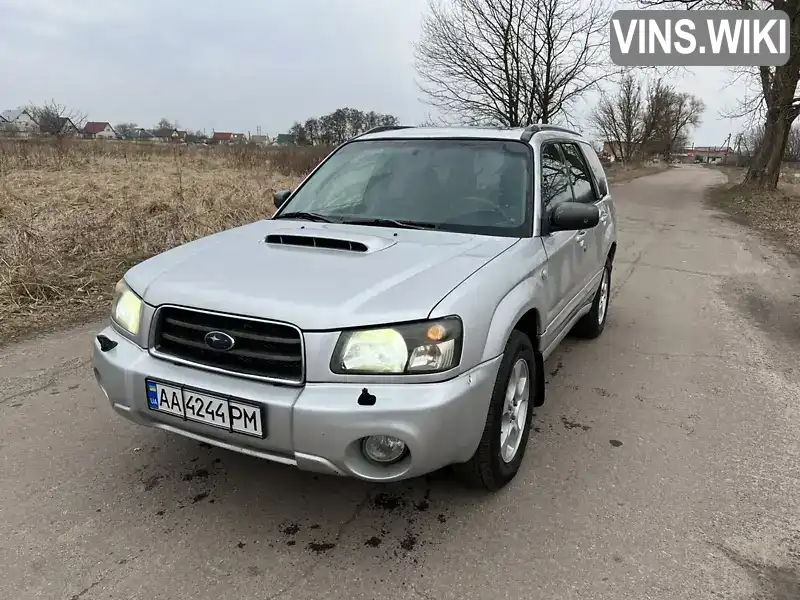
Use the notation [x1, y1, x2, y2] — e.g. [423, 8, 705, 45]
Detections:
[92, 124, 617, 491]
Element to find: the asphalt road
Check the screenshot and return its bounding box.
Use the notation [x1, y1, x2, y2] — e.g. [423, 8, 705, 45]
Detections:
[1, 165, 798, 600]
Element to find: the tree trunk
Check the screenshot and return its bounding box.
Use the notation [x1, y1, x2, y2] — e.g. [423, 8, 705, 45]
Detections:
[742, 2, 800, 190]
[743, 108, 793, 189]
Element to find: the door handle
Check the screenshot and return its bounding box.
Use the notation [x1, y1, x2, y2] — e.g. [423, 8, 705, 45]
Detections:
[578, 239, 587, 251]
[576, 230, 587, 237]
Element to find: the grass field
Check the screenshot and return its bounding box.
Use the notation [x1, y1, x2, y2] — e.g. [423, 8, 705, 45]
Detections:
[0, 139, 666, 344]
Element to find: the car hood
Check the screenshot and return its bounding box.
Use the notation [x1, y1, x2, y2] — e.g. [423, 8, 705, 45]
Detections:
[126, 219, 518, 330]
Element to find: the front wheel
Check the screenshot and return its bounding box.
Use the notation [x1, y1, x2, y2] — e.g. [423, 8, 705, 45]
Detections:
[573, 260, 611, 339]
[453, 330, 536, 491]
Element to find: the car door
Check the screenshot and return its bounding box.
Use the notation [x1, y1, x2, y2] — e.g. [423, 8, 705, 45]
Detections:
[538, 142, 584, 347]
[560, 141, 605, 302]
[579, 140, 614, 264]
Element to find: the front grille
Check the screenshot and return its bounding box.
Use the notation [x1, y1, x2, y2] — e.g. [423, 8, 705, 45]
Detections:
[151, 306, 303, 383]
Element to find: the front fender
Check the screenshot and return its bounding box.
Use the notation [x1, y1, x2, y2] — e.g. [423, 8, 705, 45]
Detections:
[428, 238, 548, 370]
[480, 277, 547, 361]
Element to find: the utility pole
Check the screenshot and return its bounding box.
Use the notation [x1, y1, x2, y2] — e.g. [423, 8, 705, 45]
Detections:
[722, 133, 731, 165]
[734, 133, 743, 166]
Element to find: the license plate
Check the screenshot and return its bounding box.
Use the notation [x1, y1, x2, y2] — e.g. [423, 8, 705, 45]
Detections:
[146, 379, 265, 438]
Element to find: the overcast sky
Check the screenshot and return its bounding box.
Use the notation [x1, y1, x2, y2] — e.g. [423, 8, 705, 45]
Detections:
[1, 0, 750, 145]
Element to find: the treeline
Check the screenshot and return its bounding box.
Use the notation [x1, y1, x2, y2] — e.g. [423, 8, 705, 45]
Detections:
[287, 108, 399, 146]
[590, 74, 706, 163]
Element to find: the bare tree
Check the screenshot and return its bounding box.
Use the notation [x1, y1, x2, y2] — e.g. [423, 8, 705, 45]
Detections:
[288, 121, 308, 145]
[659, 91, 705, 161]
[590, 73, 645, 162]
[303, 118, 318, 145]
[417, 112, 444, 127]
[27, 100, 86, 139]
[156, 118, 175, 131]
[785, 125, 800, 162]
[114, 122, 138, 139]
[592, 75, 704, 162]
[735, 125, 764, 158]
[639, 0, 800, 189]
[414, 0, 614, 126]
[740, 122, 800, 163]
[288, 108, 399, 146]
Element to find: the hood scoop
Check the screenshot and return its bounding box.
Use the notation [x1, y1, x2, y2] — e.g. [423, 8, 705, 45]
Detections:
[266, 233, 368, 252]
[264, 231, 397, 253]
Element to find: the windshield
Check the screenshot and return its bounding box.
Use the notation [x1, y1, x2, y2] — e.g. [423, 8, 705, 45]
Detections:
[277, 139, 532, 237]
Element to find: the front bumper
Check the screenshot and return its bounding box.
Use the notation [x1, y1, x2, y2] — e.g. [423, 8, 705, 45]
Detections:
[92, 326, 501, 482]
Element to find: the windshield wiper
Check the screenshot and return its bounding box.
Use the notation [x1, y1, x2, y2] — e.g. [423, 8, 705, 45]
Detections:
[341, 217, 439, 230]
[274, 211, 337, 223]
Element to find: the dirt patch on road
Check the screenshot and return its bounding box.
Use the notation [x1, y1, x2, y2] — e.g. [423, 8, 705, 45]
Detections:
[716, 542, 800, 600]
[719, 278, 800, 351]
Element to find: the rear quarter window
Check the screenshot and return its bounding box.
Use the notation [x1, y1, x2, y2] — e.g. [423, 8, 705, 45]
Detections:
[579, 142, 609, 198]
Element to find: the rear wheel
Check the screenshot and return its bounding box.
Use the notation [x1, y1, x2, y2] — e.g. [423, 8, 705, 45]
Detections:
[573, 259, 611, 339]
[454, 330, 536, 491]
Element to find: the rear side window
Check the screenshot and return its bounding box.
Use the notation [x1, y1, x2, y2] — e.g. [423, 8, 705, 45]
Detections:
[579, 142, 609, 198]
[561, 143, 597, 204]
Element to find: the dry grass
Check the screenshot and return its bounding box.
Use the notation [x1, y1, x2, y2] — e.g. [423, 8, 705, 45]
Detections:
[605, 161, 672, 184]
[706, 165, 800, 258]
[0, 139, 322, 344]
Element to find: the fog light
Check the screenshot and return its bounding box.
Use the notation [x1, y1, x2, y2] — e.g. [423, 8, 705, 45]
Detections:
[362, 435, 407, 464]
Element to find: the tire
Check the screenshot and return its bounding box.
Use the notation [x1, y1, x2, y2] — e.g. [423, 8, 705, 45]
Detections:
[453, 330, 536, 491]
[573, 259, 612, 339]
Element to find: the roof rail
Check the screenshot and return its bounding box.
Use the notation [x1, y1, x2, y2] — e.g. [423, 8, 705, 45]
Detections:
[358, 125, 413, 138]
[520, 124, 579, 142]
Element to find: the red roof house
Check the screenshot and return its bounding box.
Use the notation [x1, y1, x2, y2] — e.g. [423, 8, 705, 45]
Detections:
[211, 131, 246, 144]
[83, 121, 117, 139]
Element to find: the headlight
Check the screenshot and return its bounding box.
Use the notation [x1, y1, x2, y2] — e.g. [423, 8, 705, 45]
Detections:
[110, 279, 143, 335]
[331, 317, 462, 375]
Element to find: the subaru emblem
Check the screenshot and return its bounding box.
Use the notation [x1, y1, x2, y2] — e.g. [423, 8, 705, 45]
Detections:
[204, 331, 236, 351]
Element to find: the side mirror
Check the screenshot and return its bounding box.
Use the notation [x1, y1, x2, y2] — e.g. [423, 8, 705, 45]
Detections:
[549, 202, 599, 232]
[273, 189, 292, 210]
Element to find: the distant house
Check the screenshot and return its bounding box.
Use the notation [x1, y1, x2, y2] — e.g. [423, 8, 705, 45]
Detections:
[275, 133, 295, 146]
[131, 128, 158, 142]
[211, 131, 232, 143]
[82, 121, 117, 140]
[152, 127, 181, 142]
[0, 108, 39, 137]
[39, 116, 80, 137]
[249, 134, 269, 146]
[184, 132, 208, 144]
[687, 146, 733, 164]
[211, 131, 246, 144]
[175, 130, 187, 142]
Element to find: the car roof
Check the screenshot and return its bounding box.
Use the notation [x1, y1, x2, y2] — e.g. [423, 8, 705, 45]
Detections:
[357, 125, 586, 144]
